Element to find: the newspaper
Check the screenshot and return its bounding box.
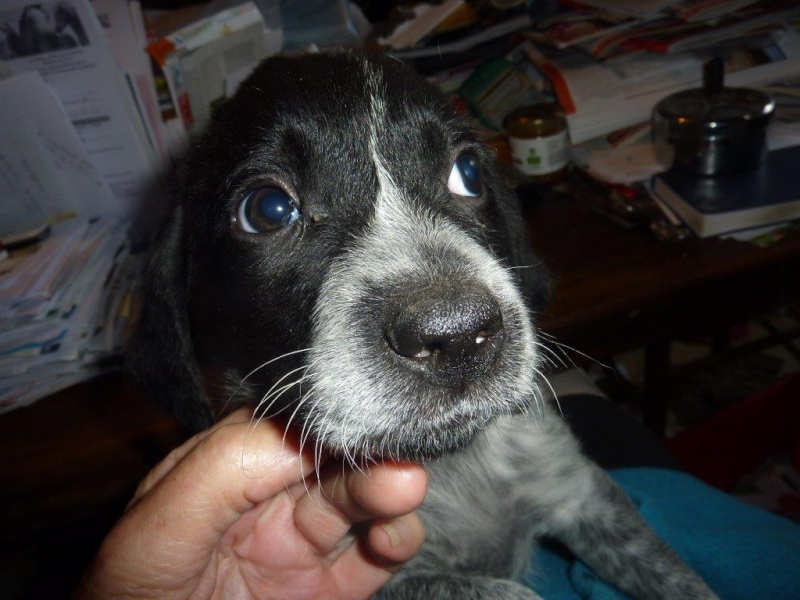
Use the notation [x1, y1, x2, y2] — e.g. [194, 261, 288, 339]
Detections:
[0, 0, 161, 235]
[0, 71, 117, 237]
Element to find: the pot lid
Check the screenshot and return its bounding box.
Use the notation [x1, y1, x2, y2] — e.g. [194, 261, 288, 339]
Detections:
[654, 57, 774, 135]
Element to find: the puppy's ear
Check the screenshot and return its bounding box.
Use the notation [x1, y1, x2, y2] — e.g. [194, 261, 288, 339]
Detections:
[126, 206, 214, 432]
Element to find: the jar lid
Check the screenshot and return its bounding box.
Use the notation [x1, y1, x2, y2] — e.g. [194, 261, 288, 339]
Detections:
[504, 103, 564, 128]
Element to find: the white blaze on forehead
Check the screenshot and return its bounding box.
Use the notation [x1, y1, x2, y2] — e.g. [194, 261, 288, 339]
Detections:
[304, 60, 540, 455]
[365, 58, 402, 217]
[360, 59, 534, 315]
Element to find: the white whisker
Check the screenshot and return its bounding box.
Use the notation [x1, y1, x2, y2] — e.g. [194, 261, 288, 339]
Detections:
[535, 368, 561, 418]
[243, 348, 312, 383]
[224, 348, 313, 416]
[254, 373, 311, 422]
[537, 333, 611, 372]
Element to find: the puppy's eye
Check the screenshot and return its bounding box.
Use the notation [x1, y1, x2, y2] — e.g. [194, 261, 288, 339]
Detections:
[447, 153, 482, 197]
[237, 186, 300, 233]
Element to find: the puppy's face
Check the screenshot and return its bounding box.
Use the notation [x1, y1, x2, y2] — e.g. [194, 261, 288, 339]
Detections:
[132, 52, 548, 462]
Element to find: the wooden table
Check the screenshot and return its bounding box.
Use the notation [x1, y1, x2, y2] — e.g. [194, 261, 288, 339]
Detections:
[0, 376, 186, 596]
[2, 191, 800, 595]
[522, 188, 800, 433]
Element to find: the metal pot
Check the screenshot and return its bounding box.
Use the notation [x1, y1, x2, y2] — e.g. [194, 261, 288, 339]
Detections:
[652, 58, 774, 176]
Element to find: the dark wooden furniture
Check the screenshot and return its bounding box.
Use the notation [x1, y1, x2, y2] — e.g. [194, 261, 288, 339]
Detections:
[522, 190, 800, 433]
[1, 376, 185, 540]
[2, 193, 800, 597]
[0, 376, 186, 598]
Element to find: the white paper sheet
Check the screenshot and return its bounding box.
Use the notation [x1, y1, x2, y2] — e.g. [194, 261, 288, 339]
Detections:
[0, 71, 118, 237]
[0, 0, 161, 234]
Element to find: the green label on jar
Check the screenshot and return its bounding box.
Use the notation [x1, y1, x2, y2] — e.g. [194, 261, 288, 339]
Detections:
[509, 131, 568, 176]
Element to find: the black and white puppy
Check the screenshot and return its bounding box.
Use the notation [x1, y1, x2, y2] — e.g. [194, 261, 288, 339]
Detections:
[128, 51, 718, 599]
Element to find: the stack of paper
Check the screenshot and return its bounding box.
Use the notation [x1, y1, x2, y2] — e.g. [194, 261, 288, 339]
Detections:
[376, 0, 800, 166]
[0, 0, 287, 408]
[0, 220, 140, 414]
[0, 0, 282, 241]
[0, 0, 164, 240]
[530, 28, 800, 144]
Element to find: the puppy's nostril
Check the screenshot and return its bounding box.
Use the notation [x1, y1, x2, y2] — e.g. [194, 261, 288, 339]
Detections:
[388, 329, 442, 361]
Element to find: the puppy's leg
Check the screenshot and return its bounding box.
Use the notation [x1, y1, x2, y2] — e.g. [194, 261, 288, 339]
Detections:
[378, 574, 541, 600]
[547, 466, 718, 600]
[533, 419, 719, 600]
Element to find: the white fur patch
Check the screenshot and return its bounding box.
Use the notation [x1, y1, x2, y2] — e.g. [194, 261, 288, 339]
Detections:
[306, 60, 540, 461]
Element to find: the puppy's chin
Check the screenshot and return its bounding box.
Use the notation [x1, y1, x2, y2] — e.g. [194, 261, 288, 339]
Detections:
[327, 410, 494, 463]
[305, 381, 531, 463]
[217, 356, 529, 463]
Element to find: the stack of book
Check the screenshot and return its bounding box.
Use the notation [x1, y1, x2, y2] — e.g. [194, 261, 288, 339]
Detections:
[649, 144, 800, 238]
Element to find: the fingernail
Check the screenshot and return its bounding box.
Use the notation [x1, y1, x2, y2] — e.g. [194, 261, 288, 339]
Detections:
[381, 518, 409, 548]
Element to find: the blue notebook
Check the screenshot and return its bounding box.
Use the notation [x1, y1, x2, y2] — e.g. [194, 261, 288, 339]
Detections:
[651, 145, 800, 238]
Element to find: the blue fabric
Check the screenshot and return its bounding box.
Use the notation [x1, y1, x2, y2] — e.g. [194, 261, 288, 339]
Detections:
[522, 467, 800, 599]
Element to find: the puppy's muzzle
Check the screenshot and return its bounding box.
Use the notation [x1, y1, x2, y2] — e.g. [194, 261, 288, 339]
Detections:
[385, 286, 504, 389]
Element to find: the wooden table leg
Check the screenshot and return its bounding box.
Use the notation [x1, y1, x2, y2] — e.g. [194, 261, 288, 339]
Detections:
[643, 341, 672, 438]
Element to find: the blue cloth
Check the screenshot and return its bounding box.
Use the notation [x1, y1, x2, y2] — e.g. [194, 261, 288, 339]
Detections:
[523, 468, 800, 599]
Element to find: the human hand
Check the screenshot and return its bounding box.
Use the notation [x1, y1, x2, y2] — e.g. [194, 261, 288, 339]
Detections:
[76, 408, 428, 600]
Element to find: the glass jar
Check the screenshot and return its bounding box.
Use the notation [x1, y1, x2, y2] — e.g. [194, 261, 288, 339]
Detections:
[505, 103, 569, 185]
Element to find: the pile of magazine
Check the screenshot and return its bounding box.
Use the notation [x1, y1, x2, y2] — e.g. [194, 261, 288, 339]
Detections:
[0, 220, 140, 414]
[380, 0, 800, 241]
[522, 0, 800, 144]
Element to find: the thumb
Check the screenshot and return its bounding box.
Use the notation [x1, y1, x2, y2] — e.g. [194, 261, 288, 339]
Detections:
[94, 410, 319, 590]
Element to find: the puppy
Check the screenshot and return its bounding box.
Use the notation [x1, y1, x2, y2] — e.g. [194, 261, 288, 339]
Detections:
[128, 51, 718, 599]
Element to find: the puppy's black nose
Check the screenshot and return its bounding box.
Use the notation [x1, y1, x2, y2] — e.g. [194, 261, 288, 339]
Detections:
[386, 291, 504, 388]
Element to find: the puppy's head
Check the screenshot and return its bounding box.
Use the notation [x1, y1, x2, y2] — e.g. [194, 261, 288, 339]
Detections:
[128, 51, 549, 461]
